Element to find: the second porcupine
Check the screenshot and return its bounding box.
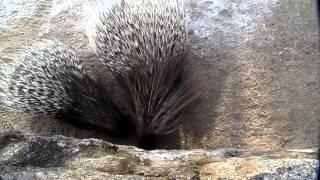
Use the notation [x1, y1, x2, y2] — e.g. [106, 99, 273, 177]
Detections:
[0, 40, 134, 137]
[87, 0, 198, 149]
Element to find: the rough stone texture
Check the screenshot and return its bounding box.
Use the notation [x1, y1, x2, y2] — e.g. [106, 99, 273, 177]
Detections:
[181, 0, 320, 149]
[0, 131, 318, 179]
[0, 0, 319, 150]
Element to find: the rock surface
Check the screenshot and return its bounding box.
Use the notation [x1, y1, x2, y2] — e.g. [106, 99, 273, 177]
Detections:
[0, 1, 319, 178]
[0, 131, 318, 179]
[0, 0, 319, 150]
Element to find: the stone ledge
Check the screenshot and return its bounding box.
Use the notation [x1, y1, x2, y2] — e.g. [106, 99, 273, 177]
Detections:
[0, 130, 317, 179]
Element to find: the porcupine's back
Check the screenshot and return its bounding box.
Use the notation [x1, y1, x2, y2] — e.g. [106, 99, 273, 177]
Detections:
[87, 0, 197, 148]
[87, 0, 186, 74]
[0, 40, 134, 137]
[0, 40, 77, 114]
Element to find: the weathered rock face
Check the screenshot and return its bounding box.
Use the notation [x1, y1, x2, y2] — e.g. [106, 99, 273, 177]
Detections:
[1, 0, 318, 178]
[0, 131, 318, 179]
[0, 0, 319, 149]
[182, 0, 320, 149]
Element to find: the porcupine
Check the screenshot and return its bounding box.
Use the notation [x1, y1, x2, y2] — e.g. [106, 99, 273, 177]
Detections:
[0, 39, 134, 137]
[87, 0, 197, 149]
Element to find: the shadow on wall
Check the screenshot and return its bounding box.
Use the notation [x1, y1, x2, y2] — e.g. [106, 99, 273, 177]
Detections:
[180, 47, 228, 149]
[173, 0, 320, 150]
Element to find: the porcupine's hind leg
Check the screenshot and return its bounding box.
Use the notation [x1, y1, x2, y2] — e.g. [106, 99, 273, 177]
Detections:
[0, 39, 135, 137]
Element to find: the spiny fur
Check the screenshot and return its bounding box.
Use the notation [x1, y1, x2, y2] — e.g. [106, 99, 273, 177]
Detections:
[0, 40, 133, 136]
[87, 0, 197, 148]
